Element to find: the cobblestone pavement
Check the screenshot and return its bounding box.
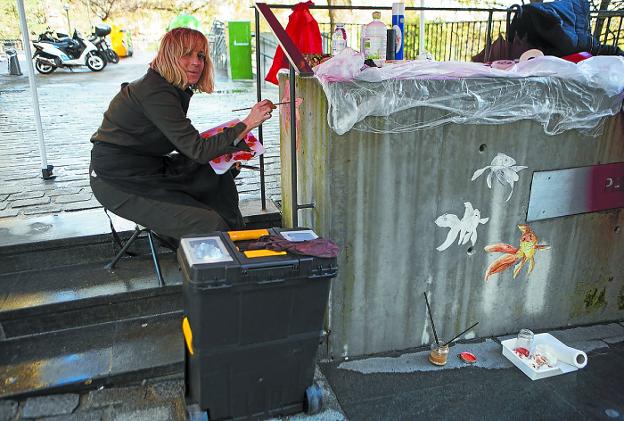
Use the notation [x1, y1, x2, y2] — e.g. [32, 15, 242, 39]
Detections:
[0, 52, 282, 221]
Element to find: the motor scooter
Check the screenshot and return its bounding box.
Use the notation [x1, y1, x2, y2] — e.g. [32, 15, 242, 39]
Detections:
[89, 24, 119, 64]
[32, 29, 106, 74]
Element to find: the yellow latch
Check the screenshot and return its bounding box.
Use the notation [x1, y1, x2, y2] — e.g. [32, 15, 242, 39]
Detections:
[228, 229, 269, 241]
[182, 317, 194, 355]
[243, 249, 287, 258]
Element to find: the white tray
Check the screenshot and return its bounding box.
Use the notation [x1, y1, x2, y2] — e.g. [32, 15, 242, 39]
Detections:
[501, 333, 580, 380]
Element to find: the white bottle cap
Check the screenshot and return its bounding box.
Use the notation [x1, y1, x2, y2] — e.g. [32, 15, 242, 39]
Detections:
[392, 3, 405, 14]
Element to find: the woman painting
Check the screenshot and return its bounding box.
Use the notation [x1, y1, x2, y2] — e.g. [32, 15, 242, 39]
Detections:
[90, 28, 274, 241]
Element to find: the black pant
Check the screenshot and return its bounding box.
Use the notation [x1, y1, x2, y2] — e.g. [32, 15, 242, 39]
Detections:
[91, 174, 231, 240]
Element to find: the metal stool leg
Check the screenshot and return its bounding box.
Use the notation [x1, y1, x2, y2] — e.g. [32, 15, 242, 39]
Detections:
[106, 226, 142, 270]
[147, 230, 165, 287]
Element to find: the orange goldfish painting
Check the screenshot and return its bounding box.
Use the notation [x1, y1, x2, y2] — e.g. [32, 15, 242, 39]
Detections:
[484, 224, 550, 281]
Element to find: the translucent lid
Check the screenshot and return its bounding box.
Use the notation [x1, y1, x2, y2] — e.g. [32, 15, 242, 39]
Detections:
[372, 11, 381, 20]
[180, 236, 233, 266]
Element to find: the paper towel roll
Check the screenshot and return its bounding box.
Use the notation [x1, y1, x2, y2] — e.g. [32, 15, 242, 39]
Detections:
[520, 49, 544, 62]
[547, 340, 588, 369]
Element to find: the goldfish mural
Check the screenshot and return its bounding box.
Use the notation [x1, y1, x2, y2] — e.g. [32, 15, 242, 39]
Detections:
[472, 153, 527, 202]
[484, 224, 550, 281]
[435, 202, 489, 252]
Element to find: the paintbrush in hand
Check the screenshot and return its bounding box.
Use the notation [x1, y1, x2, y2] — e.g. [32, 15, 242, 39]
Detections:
[231, 101, 291, 112]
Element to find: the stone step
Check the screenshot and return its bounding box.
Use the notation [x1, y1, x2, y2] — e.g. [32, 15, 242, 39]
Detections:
[0, 200, 282, 399]
[0, 255, 183, 340]
[0, 311, 184, 399]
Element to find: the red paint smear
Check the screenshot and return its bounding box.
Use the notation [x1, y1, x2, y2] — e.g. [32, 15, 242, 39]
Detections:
[459, 352, 477, 363]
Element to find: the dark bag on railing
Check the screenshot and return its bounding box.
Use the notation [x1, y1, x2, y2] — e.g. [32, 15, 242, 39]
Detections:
[508, 0, 623, 57]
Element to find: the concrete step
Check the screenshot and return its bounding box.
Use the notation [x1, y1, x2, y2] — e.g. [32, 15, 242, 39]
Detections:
[0, 254, 185, 399]
[0, 255, 183, 340]
[0, 311, 183, 399]
[0, 200, 282, 398]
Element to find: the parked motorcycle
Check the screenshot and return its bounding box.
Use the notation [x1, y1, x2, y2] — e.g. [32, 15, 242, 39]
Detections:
[32, 29, 107, 74]
[89, 24, 119, 64]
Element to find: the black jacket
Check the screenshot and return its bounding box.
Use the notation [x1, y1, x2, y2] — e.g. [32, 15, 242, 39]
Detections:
[90, 68, 250, 229]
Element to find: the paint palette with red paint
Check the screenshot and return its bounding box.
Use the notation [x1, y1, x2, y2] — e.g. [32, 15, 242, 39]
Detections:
[200, 119, 265, 174]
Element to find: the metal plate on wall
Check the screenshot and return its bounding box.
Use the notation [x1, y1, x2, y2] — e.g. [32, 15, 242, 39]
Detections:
[527, 162, 624, 222]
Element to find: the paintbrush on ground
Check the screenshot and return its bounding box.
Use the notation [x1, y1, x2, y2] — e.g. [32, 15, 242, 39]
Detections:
[231, 101, 292, 112]
[442, 321, 479, 347]
[424, 292, 440, 346]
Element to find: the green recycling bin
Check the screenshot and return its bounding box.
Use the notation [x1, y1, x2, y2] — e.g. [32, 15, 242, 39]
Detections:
[228, 21, 253, 80]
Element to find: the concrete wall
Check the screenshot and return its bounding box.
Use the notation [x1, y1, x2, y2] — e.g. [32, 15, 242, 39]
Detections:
[279, 74, 624, 359]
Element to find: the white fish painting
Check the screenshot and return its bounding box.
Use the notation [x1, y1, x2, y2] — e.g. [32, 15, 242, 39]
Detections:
[435, 202, 489, 252]
[471, 153, 528, 202]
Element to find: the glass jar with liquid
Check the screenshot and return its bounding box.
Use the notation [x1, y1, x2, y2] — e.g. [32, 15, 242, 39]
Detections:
[428, 342, 449, 366]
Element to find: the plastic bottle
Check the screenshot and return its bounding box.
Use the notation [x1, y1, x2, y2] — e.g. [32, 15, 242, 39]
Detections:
[332, 24, 347, 56]
[360, 11, 387, 65]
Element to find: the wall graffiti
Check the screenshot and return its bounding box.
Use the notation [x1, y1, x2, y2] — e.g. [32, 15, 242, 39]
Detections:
[472, 153, 527, 202]
[434, 202, 489, 252]
[484, 224, 550, 281]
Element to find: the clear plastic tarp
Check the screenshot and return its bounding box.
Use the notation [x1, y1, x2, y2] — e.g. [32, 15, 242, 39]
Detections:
[314, 49, 624, 136]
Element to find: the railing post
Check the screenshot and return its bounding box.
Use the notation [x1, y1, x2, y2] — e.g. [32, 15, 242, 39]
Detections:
[485, 10, 493, 61]
[289, 64, 298, 228]
[254, 8, 267, 211]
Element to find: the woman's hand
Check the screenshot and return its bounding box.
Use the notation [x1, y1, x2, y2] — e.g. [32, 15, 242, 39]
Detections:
[242, 100, 275, 131]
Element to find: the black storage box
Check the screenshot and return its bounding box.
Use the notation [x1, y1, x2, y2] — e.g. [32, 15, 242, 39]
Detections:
[178, 228, 337, 420]
[94, 24, 111, 37]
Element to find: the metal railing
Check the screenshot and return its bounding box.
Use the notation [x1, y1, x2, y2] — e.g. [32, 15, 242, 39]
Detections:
[319, 20, 509, 62]
[208, 20, 228, 71]
[252, 33, 278, 82]
[593, 10, 624, 48]
[318, 11, 623, 62]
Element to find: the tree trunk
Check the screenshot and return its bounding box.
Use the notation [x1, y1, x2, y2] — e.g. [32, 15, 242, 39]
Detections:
[326, 0, 352, 29]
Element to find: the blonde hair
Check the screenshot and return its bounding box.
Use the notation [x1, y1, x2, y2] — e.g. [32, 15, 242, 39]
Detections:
[151, 28, 214, 93]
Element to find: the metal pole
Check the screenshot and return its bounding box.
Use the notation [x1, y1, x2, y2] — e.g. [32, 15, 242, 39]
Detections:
[289, 64, 298, 228]
[485, 10, 493, 62]
[86, 0, 92, 28]
[16, 0, 53, 179]
[64, 6, 72, 35]
[254, 8, 267, 211]
[419, 0, 425, 56]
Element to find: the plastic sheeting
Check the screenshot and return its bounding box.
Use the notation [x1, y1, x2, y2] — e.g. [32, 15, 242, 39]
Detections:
[314, 49, 624, 136]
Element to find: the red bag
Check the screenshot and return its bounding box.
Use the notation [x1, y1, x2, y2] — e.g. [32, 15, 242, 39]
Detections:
[265, 1, 322, 85]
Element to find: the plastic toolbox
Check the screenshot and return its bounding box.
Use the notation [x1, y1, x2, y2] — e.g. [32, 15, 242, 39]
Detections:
[178, 227, 337, 420]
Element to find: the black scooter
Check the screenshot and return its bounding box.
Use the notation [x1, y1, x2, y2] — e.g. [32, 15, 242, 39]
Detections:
[89, 24, 119, 64]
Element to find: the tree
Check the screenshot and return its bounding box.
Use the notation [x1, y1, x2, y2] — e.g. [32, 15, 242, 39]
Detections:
[0, 0, 48, 39]
[326, 0, 351, 29]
